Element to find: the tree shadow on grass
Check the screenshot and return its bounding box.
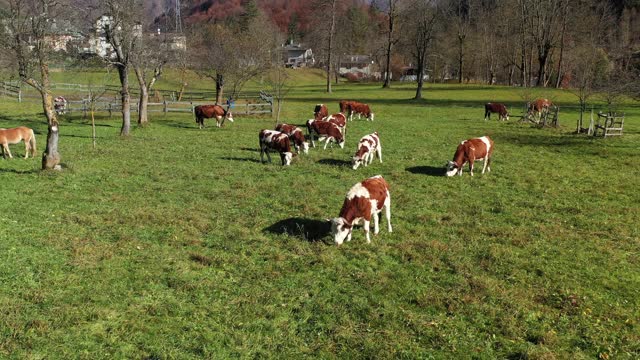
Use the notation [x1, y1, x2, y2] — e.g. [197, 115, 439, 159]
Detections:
[317, 158, 351, 167]
[406, 165, 445, 176]
[0, 167, 39, 174]
[219, 156, 262, 164]
[264, 217, 331, 243]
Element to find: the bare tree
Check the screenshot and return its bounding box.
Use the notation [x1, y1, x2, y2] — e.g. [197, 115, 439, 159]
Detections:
[131, 33, 173, 126]
[520, 0, 569, 87]
[568, 46, 611, 131]
[192, 13, 277, 104]
[382, 0, 401, 88]
[401, 0, 439, 99]
[0, 0, 65, 170]
[102, 0, 142, 136]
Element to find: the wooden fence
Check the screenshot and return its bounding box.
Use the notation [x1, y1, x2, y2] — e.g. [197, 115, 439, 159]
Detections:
[63, 99, 272, 117]
[0, 81, 273, 116]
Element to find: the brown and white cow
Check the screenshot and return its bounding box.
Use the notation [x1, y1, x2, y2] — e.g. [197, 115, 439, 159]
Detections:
[275, 123, 309, 154]
[352, 132, 382, 170]
[323, 113, 347, 134]
[339, 100, 355, 114]
[314, 104, 328, 120]
[528, 98, 553, 119]
[484, 103, 509, 121]
[194, 104, 234, 129]
[306, 119, 345, 149]
[329, 175, 392, 245]
[445, 136, 494, 177]
[348, 102, 374, 121]
[259, 129, 295, 166]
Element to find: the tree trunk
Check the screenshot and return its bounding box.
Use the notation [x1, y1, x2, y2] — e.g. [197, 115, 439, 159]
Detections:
[138, 86, 149, 126]
[458, 35, 464, 84]
[216, 73, 224, 104]
[134, 65, 149, 126]
[26, 64, 61, 170]
[414, 58, 425, 100]
[326, 0, 336, 93]
[41, 92, 61, 170]
[383, 0, 395, 88]
[117, 65, 131, 136]
[536, 51, 549, 87]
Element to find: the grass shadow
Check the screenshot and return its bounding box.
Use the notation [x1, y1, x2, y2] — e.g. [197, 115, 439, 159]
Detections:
[240, 147, 259, 153]
[264, 217, 331, 243]
[219, 156, 262, 164]
[0, 167, 39, 174]
[406, 165, 445, 176]
[317, 158, 351, 167]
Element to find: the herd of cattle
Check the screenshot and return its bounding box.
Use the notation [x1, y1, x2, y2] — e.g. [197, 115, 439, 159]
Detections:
[0, 96, 552, 245]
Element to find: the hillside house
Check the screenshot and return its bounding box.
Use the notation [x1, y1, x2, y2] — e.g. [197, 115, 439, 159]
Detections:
[283, 42, 314, 68]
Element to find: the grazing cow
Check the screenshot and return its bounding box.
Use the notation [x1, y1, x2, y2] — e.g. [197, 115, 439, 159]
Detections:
[194, 104, 234, 129]
[259, 129, 295, 166]
[484, 103, 509, 121]
[324, 113, 347, 134]
[0, 126, 37, 159]
[329, 175, 392, 245]
[352, 132, 382, 170]
[275, 123, 309, 154]
[314, 104, 328, 120]
[306, 119, 345, 149]
[348, 102, 374, 121]
[339, 100, 355, 113]
[445, 136, 494, 177]
[54, 96, 68, 115]
[528, 98, 553, 119]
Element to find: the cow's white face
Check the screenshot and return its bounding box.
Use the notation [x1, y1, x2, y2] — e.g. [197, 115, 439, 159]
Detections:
[283, 152, 293, 166]
[226, 112, 234, 122]
[445, 161, 459, 177]
[330, 217, 352, 245]
[302, 142, 309, 154]
[338, 140, 345, 149]
[352, 156, 363, 170]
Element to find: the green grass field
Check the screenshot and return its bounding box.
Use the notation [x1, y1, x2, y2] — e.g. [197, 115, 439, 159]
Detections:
[1, 70, 638, 359]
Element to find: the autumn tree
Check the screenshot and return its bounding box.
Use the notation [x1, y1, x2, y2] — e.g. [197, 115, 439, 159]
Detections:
[0, 0, 65, 170]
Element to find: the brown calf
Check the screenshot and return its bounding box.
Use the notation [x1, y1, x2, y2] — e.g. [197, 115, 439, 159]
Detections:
[445, 136, 494, 177]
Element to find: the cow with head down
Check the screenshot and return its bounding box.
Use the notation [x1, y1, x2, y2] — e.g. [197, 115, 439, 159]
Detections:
[339, 100, 355, 114]
[348, 102, 374, 121]
[194, 104, 234, 129]
[528, 98, 553, 119]
[329, 175, 392, 246]
[484, 103, 509, 121]
[306, 118, 345, 149]
[446, 136, 494, 177]
[259, 129, 296, 166]
[352, 132, 382, 170]
[275, 123, 309, 154]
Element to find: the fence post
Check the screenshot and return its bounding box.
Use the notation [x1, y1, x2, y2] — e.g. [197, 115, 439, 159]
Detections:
[18, 89, 22, 103]
[108, 103, 112, 118]
[82, 99, 87, 119]
[163, 100, 167, 115]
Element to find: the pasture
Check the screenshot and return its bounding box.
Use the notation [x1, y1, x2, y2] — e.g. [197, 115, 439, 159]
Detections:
[0, 70, 638, 358]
